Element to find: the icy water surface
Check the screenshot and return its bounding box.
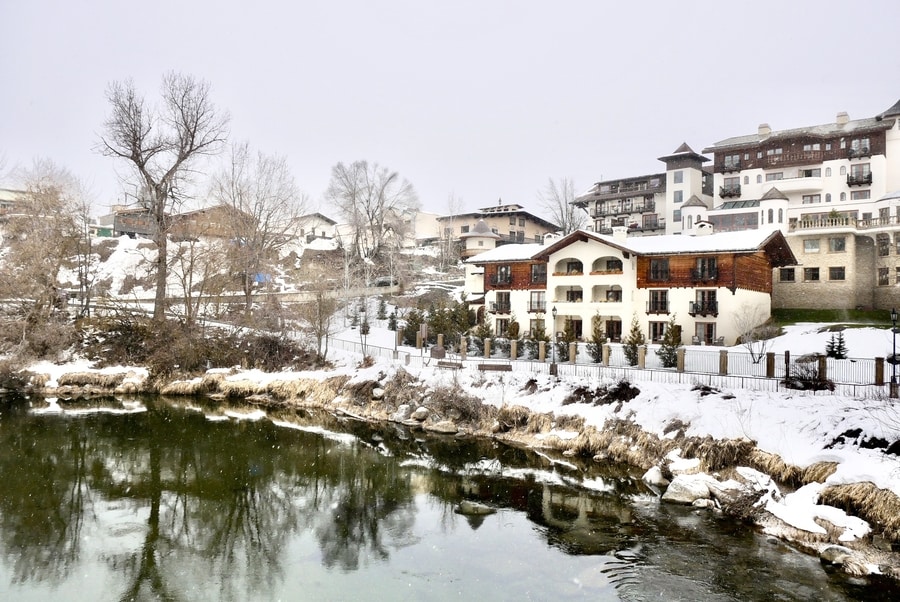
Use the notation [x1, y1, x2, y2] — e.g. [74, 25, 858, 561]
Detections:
[0, 396, 896, 601]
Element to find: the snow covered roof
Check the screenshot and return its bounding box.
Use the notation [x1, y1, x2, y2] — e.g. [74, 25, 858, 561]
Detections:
[704, 115, 892, 152]
[536, 228, 796, 265]
[466, 243, 544, 263]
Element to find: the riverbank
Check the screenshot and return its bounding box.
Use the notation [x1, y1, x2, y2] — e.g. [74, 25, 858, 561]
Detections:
[19, 327, 900, 582]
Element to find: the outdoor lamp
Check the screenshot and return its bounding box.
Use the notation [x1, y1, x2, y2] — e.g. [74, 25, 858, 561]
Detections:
[550, 305, 558, 375]
[892, 308, 898, 398]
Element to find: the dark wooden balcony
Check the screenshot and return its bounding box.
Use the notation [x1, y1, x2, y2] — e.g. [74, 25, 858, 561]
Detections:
[489, 274, 512, 286]
[719, 185, 741, 199]
[722, 161, 741, 173]
[847, 147, 871, 159]
[847, 173, 873, 187]
[690, 269, 719, 282]
[689, 301, 719, 317]
[646, 301, 669, 314]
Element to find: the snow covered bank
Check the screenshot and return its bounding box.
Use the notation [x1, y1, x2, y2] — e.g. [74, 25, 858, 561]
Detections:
[18, 321, 900, 579]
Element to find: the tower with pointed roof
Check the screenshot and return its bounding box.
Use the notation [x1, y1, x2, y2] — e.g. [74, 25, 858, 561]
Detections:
[657, 143, 714, 235]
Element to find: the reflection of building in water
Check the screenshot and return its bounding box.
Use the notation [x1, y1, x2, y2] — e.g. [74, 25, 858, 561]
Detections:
[453, 473, 638, 553]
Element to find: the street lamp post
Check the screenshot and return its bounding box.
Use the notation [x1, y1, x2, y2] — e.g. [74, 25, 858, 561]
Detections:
[892, 308, 898, 399]
[550, 306, 558, 376]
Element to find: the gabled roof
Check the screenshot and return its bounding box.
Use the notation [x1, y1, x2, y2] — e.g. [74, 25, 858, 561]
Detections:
[760, 187, 788, 201]
[704, 116, 892, 152]
[877, 98, 900, 121]
[466, 243, 544, 264]
[296, 212, 337, 225]
[533, 228, 796, 266]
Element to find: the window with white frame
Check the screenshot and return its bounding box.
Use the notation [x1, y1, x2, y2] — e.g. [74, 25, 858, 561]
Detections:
[804, 239, 820, 253]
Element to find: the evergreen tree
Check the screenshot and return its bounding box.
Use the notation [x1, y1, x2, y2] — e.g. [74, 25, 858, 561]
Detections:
[623, 313, 645, 366]
[826, 331, 849, 359]
[835, 331, 848, 358]
[508, 313, 521, 358]
[586, 313, 606, 363]
[524, 315, 551, 359]
[655, 314, 681, 368]
[350, 311, 359, 328]
[402, 309, 424, 345]
[388, 310, 397, 331]
[471, 318, 493, 355]
[377, 297, 387, 320]
[555, 318, 577, 362]
[359, 316, 370, 356]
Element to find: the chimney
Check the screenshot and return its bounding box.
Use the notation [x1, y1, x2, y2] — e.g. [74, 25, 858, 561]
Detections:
[694, 221, 714, 236]
[836, 111, 849, 125]
[611, 226, 628, 241]
[758, 123, 771, 139]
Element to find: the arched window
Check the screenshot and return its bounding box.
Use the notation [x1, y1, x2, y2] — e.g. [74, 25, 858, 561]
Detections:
[840, 166, 847, 176]
[744, 176, 749, 185]
[826, 193, 831, 203]
[756, 174, 762, 184]
[825, 167, 832, 177]
[840, 192, 847, 202]
[768, 208, 774, 223]
[778, 208, 783, 223]
[687, 215, 693, 229]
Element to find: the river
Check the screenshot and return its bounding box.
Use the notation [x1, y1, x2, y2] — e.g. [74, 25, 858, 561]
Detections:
[0, 395, 895, 601]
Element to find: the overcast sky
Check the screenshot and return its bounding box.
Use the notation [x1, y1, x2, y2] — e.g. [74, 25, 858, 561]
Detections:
[3, 0, 900, 219]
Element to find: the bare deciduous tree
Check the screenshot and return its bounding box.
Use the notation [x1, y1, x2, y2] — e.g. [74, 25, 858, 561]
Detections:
[98, 72, 229, 321]
[169, 238, 224, 328]
[211, 142, 308, 312]
[326, 160, 419, 260]
[537, 177, 586, 235]
[0, 160, 83, 345]
[733, 303, 780, 364]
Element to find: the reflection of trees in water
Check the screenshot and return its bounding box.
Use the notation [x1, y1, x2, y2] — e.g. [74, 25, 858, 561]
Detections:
[313, 448, 416, 571]
[0, 417, 92, 583]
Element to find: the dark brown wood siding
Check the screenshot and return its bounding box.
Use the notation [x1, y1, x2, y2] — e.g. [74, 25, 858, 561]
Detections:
[483, 261, 547, 291]
[636, 251, 772, 293]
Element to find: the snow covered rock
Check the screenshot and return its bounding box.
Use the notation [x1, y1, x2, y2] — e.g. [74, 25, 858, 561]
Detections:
[642, 466, 670, 487]
[411, 406, 430, 421]
[391, 404, 412, 422]
[425, 420, 459, 435]
[372, 387, 385, 400]
[662, 474, 714, 504]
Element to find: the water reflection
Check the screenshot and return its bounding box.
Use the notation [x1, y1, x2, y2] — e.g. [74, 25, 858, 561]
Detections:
[0, 397, 895, 601]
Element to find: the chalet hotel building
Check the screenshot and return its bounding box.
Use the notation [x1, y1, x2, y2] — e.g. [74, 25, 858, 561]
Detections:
[572, 98, 900, 311]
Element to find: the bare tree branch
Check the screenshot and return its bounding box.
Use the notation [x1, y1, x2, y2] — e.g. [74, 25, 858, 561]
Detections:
[537, 177, 586, 235]
[210, 142, 308, 312]
[325, 160, 419, 260]
[97, 72, 229, 321]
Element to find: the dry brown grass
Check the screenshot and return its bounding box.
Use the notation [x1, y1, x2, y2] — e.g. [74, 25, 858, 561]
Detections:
[160, 380, 205, 396]
[681, 436, 756, 472]
[496, 404, 531, 430]
[427, 385, 487, 423]
[267, 376, 349, 403]
[381, 369, 426, 407]
[28, 372, 50, 388]
[217, 379, 265, 398]
[801, 461, 838, 484]
[820, 482, 900, 542]
[524, 412, 554, 434]
[57, 372, 126, 388]
[748, 449, 803, 486]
